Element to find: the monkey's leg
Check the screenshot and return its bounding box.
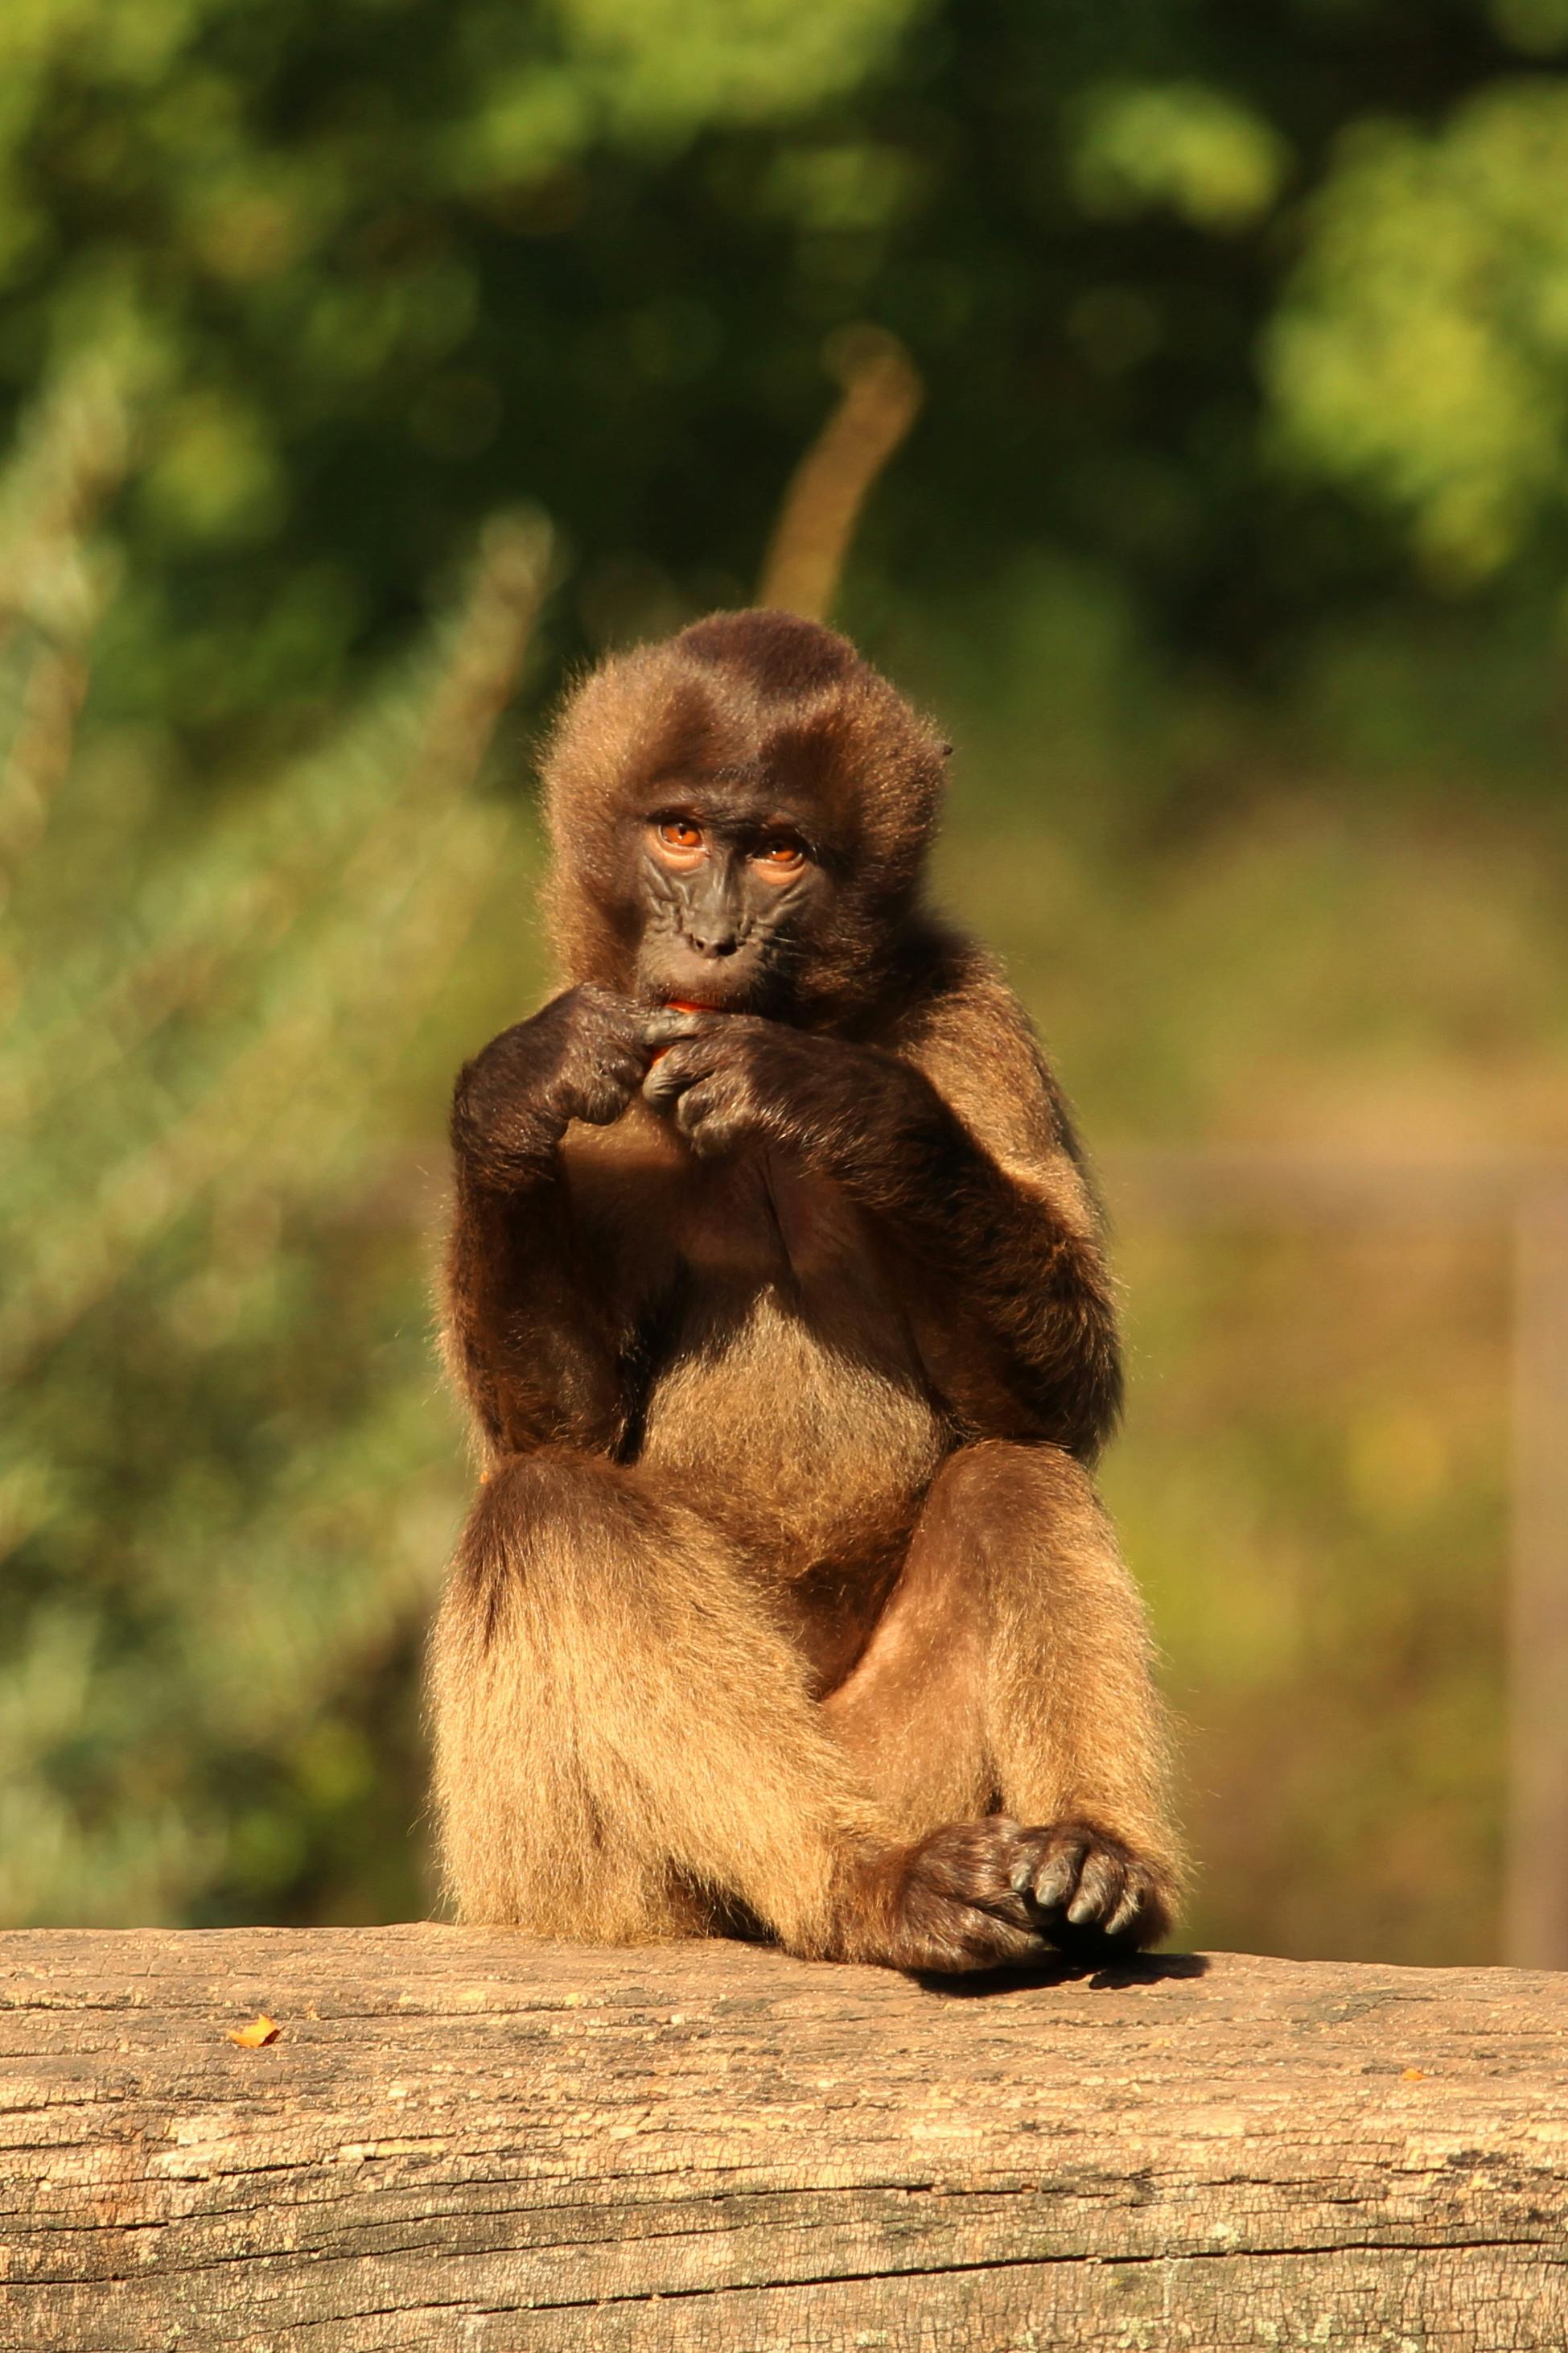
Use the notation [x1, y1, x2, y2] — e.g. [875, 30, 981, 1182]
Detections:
[430, 1449, 916, 1955]
[822, 1440, 1185, 1949]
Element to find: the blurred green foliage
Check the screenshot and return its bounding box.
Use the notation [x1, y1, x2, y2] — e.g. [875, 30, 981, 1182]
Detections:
[6, 0, 1568, 764]
[7, 1, 1568, 1956]
[938, 784, 1568, 1964]
[1270, 80, 1568, 583]
[1, 369, 551, 1922]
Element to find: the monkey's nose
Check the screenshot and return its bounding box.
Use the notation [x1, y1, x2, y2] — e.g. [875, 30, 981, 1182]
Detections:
[685, 927, 739, 957]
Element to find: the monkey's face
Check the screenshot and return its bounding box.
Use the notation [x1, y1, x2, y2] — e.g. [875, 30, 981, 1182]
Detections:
[630, 793, 833, 1016]
[543, 610, 949, 1025]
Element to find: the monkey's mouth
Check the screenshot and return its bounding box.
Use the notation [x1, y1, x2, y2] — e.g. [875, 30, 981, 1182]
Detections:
[639, 966, 771, 1014]
[639, 933, 790, 1015]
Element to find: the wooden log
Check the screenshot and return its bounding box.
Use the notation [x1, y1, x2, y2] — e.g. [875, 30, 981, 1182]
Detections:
[2, 1928, 1565, 2351]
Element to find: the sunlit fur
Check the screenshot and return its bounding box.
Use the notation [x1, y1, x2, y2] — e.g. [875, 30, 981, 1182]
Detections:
[431, 608, 1184, 1973]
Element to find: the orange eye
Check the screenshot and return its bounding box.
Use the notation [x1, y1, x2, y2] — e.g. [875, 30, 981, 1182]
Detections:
[755, 836, 805, 869]
[656, 817, 704, 852]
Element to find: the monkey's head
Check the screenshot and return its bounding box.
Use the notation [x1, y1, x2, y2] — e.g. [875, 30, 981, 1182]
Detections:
[540, 609, 949, 1024]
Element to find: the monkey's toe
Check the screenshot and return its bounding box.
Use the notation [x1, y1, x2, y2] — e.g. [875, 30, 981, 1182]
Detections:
[871, 1815, 1174, 1972]
[1011, 1819, 1171, 1950]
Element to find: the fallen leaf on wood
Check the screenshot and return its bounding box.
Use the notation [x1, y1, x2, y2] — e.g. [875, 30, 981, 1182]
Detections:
[1399, 2067, 1428, 2082]
[226, 2013, 281, 2048]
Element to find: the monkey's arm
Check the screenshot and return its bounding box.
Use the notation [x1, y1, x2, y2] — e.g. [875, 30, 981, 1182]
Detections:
[643, 978, 1118, 1457]
[885, 976, 1121, 1457]
[443, 985, 649, 1455]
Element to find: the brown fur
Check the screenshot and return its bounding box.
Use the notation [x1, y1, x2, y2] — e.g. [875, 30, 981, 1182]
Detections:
[430, 608, 1184, 1972]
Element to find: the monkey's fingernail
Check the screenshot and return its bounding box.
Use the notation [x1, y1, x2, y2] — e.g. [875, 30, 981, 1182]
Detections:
[644, 1011, 705, 1045]
[1031, 1859, 1074, 1910]
[1105, 1888, 1142, 1939]
[1068, 1857, 1120, 1925]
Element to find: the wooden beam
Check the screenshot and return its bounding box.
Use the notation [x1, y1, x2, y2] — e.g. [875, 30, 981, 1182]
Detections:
[3, 1928, 1566, 2349]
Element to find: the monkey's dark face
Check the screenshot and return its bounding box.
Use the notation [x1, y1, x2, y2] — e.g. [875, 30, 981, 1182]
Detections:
[628, 791, 833, 1016]
[543, 610, 949, 1025]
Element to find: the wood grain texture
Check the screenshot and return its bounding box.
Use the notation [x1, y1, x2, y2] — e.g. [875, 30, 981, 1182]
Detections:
[2, 1927, 1565, 2351]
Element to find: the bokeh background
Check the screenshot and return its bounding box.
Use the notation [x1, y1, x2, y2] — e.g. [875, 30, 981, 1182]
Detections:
[6, 0, 1568, 1965]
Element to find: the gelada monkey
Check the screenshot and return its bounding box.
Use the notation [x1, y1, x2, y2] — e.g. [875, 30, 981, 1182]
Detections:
[430, 609, 1183, 1972]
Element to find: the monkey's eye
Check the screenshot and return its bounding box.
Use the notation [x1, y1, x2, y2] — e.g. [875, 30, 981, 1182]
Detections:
[653, 816, 705, 853]
[753, 834, 807, 872]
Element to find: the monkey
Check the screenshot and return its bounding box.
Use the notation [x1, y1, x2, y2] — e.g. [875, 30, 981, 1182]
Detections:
[429, 608, 1183, 1974]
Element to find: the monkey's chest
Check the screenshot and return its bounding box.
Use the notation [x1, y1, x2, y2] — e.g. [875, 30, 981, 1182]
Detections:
[633, 1156, 947, 1566]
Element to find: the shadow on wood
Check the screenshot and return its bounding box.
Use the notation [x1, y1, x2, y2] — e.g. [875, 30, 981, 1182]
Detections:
[3, 1927, 1565, 2349]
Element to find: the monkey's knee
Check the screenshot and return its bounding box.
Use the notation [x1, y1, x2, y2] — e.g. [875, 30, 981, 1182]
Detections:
[465, 1447, 635, 1543]
[447, 1449, 657, 1638]
[924, 1439, 1100, 1563]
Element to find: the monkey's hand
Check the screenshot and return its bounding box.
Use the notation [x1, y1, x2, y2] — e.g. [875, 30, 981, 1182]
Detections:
[640, 1011, 905, 1160]
[452, 985, 651, 1178]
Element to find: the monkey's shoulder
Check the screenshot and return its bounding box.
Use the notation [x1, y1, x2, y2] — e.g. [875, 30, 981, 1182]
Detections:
[888, 965, 1092, 1191]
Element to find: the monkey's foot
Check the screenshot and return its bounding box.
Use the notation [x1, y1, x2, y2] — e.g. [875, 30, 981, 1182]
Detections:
[850, 1815, 1173, 1975]
[1010, 1816, 1174, 1953]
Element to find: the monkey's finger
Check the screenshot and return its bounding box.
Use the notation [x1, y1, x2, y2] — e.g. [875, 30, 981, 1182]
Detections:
[1028, 1836, 1088, 1914]
[1104, 1881, 1147, 1941]
[575, 1068, 641, 1124]
[642, 1045, 713, 1111]
[1066, 1848, 1126, 1928]
[641, 1010, 712, 1049]
[673, 1084, 730, 1146]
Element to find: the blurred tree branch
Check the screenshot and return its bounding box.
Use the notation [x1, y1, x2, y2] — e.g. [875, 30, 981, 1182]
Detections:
[757, 327, 921, 621]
